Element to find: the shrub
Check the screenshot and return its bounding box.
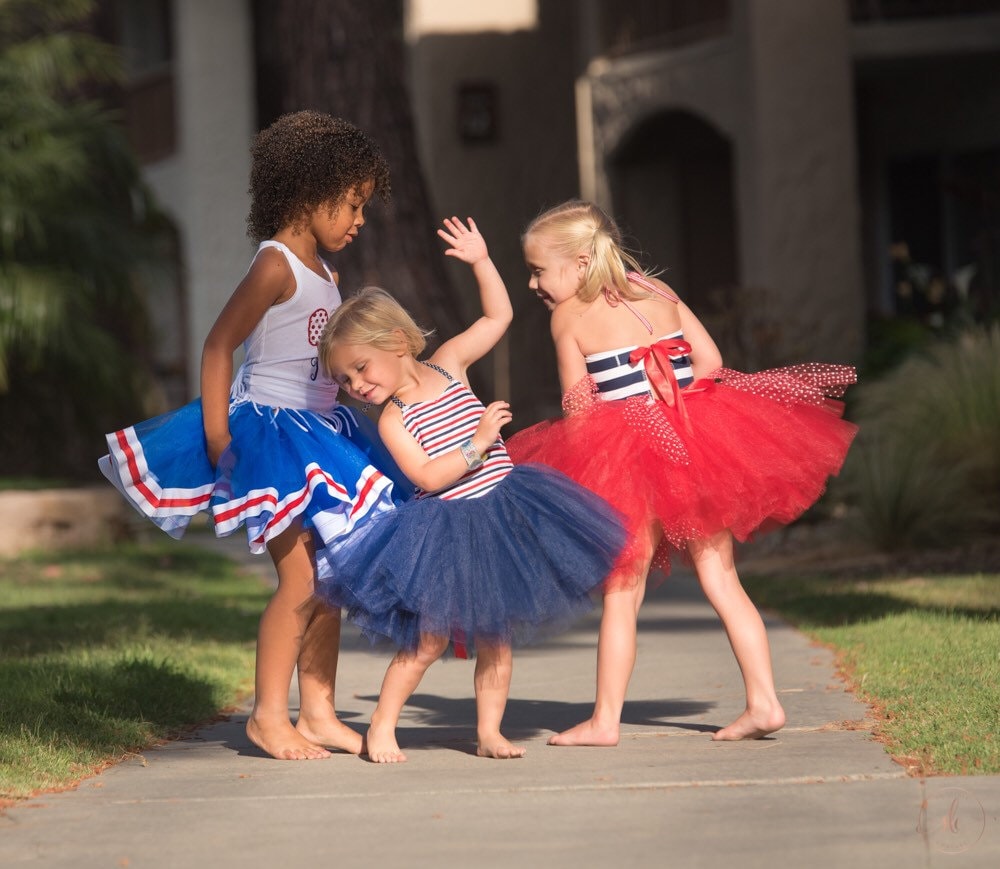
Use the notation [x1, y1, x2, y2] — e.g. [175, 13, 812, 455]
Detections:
[839, 325, 1000, 550]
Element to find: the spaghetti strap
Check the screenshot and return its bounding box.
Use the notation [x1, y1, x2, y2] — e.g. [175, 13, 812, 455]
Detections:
[421, 361, 454, 380]
[603, 272, 681, 335]
[626, 271, 680, 304]
[390, 362, 453, 410]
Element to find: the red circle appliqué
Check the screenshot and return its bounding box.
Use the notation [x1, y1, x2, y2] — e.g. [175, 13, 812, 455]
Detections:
[307, 308, 330, 346]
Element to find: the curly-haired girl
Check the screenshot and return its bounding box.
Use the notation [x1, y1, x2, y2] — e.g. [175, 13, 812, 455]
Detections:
[99, 111, 411, 760]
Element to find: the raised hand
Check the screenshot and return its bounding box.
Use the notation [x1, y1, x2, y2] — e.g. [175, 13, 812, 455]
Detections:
[475, 400, 513, 445]
[438, 216, 488, 265]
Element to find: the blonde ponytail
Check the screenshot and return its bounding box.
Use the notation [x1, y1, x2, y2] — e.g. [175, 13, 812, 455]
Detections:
[523, 200, 654, 303]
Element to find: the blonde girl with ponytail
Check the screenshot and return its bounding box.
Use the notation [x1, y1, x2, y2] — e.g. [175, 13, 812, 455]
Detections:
[510, 199, 857, 747]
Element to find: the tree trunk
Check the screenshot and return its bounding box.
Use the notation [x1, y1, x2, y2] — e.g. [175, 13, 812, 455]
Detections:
[252, 0, 463, 339]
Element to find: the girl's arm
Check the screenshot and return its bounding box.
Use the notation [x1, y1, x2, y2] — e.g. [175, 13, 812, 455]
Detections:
[200, 248, 294, 466]
[551, 306, 589, 394]
[430, 217, 513, 383]
[377, 399, 511, 493]
[677, 300, 723, 377]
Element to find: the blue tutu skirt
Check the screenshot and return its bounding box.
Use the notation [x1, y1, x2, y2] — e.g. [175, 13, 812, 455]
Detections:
[314, 464, 626, 651]
[99, 399, 413, 555]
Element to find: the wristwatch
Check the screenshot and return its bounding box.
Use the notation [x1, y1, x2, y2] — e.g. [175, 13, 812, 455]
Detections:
[459, 438, 484, 470]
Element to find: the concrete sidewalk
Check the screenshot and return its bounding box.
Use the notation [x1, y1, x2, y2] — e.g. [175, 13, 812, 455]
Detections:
[1, 540, 997, 868]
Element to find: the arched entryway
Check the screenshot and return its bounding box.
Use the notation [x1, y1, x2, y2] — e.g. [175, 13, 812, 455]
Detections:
[608, 110, 738, 312]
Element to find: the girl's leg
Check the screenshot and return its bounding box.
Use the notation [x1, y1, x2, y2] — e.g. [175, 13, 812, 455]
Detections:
[547, 575, 646, 746]
[294, 599, 364, 754]
[367, 632, 449, 763]
[549, 524, 656, 747]
[688, 529, 786, 740]
[474, 641, 525, 759]
[246, 522, 330, 760]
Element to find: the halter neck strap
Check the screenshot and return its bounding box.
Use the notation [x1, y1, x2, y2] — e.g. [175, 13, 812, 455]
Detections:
[602, 272, 680, 334]
[390, 361, 454, 409]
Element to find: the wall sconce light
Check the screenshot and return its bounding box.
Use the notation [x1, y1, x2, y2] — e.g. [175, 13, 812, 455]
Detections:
[457, 82, 499, 144]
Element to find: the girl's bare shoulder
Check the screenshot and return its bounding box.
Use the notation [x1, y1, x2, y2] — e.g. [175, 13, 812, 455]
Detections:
[377, 400, 403, 432]
[551, 296, 592, 334]
[426, 346, 461, 382]
[647, 275, 682, 301]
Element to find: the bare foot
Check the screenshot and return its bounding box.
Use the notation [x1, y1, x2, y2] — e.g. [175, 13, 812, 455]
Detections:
[547, 718, 620, 747]
[712, 704, 786, 741]
[296, 716, 364, 755]
[477, 734, 526, 759]
[246, 715, 331, 760]
[365, 723, 406, 764]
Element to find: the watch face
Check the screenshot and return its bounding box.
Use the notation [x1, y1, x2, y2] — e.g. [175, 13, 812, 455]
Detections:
[460, 439, 483, 469]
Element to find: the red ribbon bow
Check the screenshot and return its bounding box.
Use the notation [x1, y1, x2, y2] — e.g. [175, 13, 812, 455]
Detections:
[629, 339, 718, 434]
[630, 338, 691, 413]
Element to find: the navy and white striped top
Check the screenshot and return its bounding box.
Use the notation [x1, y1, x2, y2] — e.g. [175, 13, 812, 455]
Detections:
[392, 366, 513, 500]
[585, 331, 694, 401]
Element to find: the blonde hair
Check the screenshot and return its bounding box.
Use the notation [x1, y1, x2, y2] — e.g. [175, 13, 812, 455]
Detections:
[523, 200, 652, 303]
[319, 286, 432, 378]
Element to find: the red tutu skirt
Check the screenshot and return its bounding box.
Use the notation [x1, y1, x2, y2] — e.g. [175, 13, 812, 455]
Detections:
[506, 364, 857, 588]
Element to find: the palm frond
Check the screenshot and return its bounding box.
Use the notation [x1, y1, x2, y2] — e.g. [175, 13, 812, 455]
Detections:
[0, 0, 98, 45]
[0, 0, 175, 478]
[0, 262, 75, 387]
[2, 31, 121, 93]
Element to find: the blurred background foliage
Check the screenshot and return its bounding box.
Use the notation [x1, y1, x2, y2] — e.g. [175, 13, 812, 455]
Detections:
[0, 0, 174, 480]
[834, 323, 1000, 551]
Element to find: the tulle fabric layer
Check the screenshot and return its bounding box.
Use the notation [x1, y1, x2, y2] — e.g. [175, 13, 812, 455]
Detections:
[314, 464, 626, 652]
[99, 399, 412, 554]
[506, 364, 857, 586]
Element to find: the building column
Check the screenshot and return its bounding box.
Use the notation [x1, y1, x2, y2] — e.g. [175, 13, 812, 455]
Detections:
[734, 0, 864, 363]
[172, 0, 255, 391]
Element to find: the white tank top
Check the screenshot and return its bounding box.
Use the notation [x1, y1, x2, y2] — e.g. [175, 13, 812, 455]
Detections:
[230, 240, 341, 412]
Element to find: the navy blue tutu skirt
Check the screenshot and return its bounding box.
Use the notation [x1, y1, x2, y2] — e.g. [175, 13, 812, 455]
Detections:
[314, 464, 626, 651]
[99, 399, 413, 556]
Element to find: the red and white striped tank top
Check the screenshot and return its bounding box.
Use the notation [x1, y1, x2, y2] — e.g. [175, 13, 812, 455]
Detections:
[392, 364, 513, 500]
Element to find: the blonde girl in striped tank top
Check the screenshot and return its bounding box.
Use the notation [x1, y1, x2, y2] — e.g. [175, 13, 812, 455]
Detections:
[315, 217, 626, 763]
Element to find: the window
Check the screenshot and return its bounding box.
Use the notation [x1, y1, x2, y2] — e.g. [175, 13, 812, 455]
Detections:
[117, 0, 176, 163]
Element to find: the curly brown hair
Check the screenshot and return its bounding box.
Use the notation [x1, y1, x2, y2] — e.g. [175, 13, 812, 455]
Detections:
[246, 111, 391, 243]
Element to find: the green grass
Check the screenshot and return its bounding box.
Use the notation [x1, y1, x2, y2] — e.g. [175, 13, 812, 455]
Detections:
[0, 542, 269, 802]
[743, 571, 1000, 775]
[0, 477, 74, 491]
